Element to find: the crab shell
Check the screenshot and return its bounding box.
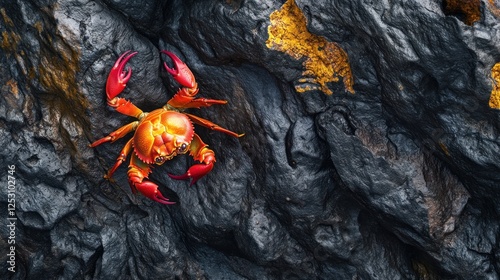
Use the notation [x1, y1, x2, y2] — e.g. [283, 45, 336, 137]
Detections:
[133, 109, 194, 164]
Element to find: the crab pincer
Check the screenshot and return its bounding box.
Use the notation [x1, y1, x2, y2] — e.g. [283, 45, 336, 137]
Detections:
[161, 50, 196, 89]
[167, 133, 217, 186]
[168, 162, 214, 186]
[130, 178, 176, 205]
[106, 50, 138, 100]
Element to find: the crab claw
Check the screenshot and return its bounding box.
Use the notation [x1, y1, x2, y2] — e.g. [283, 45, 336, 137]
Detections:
[130, 178, 176, 205]
[161, 50, 196, 89]
[168, 162, 214, 186]
[106, 50, 138, 100]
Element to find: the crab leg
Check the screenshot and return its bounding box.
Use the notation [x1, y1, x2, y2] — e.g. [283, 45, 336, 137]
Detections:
[185, 113, 244, 138]
[167, 96, 228, 109]
[168, 133, 216, 185]
[104, 138, 134, 180]
[128, 153, 175, 205]
[110, 99, 144, 119]
[89, 121, 138, 147]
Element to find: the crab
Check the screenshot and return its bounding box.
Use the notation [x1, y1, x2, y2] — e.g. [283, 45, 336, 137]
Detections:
[90, 50, 243, 204]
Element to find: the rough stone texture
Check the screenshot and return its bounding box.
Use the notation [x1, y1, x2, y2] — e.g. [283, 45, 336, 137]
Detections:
[1, 0, 499, 279]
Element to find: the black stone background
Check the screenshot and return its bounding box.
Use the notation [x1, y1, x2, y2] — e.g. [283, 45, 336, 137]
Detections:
[0, 0, 499, 279]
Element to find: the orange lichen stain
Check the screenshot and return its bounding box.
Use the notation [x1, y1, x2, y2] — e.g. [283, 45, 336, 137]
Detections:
[1, 31, 21, 53]
[38, 39, 89, 126]
[438, 142, 450, 156]
[266, 0, 354, 95]
[489, 62, 500, 110]
[0, 9, 19, 53]
[0, 8, 14, 27]
[488, 0, 500, 18]
[411, 259, 441, 280]
[0, 7, 89, 139]
[443, 0, 481, 25]
[6, 79, 19, 97]
[34, 21, 43, 34]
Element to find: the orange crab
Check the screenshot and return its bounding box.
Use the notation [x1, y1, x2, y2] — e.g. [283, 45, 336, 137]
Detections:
[90, 50, 243, 204]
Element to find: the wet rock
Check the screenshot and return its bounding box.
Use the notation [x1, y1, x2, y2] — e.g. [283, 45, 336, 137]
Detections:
[1, 0, 499, 279]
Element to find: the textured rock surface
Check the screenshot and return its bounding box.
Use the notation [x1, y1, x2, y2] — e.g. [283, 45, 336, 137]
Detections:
[1, 0, 499, 279]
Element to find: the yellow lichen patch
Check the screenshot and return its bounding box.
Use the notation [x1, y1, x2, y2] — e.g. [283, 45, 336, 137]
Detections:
[489, 62, 500, 110]
[443, 0, 481, 25]
[266, 0, 354, 95]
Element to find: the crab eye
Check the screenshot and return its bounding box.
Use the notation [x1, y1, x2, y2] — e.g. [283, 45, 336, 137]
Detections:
[155, 156, 165, 164]
[178, 143, 188, 154]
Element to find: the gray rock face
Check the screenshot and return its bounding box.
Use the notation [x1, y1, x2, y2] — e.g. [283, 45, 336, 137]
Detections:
[1, 0, 499, 279]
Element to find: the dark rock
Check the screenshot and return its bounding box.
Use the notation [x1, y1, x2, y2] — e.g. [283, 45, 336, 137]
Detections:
[1, 0, 499, 279]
